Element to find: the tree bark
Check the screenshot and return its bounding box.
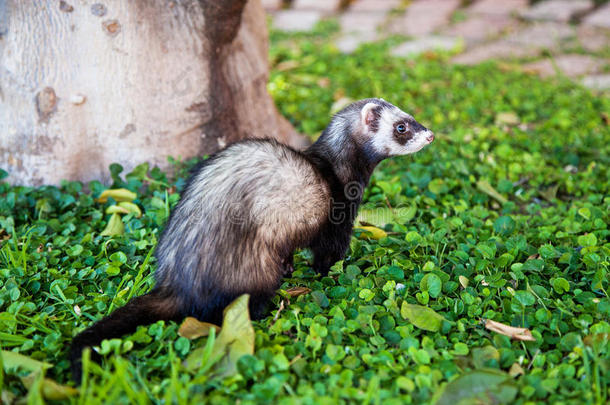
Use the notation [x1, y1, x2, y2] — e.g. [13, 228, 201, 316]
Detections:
[0, 0, 304, 186]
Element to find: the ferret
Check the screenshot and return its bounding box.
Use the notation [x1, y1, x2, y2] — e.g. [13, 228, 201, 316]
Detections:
[70, 98, 434, 382]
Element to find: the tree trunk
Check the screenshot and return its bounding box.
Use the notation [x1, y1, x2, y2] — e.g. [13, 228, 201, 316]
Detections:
[0, 0, 304, 186]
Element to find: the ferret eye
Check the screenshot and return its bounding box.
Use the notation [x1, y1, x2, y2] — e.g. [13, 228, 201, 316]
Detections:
[396, 124, 407, 134]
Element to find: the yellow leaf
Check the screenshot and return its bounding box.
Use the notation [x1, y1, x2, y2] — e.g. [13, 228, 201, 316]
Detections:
[458, 275, 469, 289]
[508, 362, 524, 377]
[37, 376, 79, 400]
[495, 112, 520, 126]
[96, 188, 137, 203]
[21, 372, 78, 400]
[118, 202, 142, 217]
[275, 60, 300, 71]
[355, 226, 387, 240]
[105, 202, 142, 217]
[105, 205, 130, 215]
[178, 317, 220, 340]
[484, 319, 535, 342]
[1, 350, 52, 372]
[356, 205, 416, 227]
[100, 213, 124, 236]
[185, 294, 254, 376]
[1, 390, 16, 404]
[216, 294, 255, 375]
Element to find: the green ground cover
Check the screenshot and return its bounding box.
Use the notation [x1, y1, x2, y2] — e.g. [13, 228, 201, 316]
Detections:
[1, 25, 609, 404]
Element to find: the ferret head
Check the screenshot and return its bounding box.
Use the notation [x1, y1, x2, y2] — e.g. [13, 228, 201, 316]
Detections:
[357, 98, 434, 158]
[313, 98, 435, 183]
[324, 98, 434, 164]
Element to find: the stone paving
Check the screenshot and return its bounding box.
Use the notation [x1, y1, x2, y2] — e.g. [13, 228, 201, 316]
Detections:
[266, 0, 610, 92]
[520, 0, 594, 23]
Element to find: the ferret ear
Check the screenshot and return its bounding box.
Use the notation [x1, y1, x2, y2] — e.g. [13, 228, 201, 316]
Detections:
[360, 102, 380, 131]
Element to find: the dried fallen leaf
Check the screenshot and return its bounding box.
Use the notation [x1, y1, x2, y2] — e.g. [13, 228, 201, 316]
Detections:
[21, 372, 78, 400]
[285, 286, 311, 298]
[273, 300, 285, 322]
[96, 188, 137, 203]
[539, 185, 558, 202]
[495, 112, 520, 126]
[317, 77, 331, 88]
[1, 390, 16, 404]
[1, 351, 76, 400]
[484, 319, 535, 342]
[459, 275, 469, 289]
[509, 362, 524, 377]
[497, 62, 520, 72]
[563, 165, 578, 174]
[275, 60, 300, 72]
[178, 317, 220, 340]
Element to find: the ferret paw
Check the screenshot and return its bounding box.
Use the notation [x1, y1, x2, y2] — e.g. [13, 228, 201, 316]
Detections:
[282, 263, 295, 275]
[282, 256, 295, 276]
[312, 264, 330, 277]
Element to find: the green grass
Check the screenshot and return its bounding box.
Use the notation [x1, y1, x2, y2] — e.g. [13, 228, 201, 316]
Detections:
[1, 27, 609, 404]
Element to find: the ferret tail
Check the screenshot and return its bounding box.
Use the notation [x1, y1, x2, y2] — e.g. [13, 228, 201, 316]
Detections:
[70, 287, 180, 384]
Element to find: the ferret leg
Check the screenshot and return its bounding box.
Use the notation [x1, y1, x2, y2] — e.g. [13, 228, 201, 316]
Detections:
[192, 290, 274, 324]
[310, 226, 350, 276]
[282, 254, 295, 275]
[248, 291, 276, 320]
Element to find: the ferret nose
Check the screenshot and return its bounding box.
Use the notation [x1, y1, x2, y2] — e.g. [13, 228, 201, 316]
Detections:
[426, 132, 435, 143]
